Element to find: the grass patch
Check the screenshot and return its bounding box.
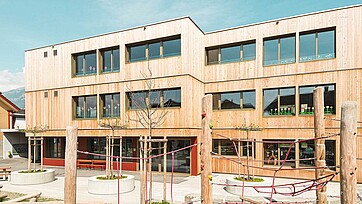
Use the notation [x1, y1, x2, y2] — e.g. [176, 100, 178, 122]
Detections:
[19, 169, 47, 173]
[1, 191, 62, 202]
[96, 175, 127, 180]
[234, 176, 264, 182]
[151, 201, 170, 204]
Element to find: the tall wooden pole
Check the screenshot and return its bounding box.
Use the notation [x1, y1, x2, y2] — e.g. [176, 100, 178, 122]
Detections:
[33, 136, 36, 170]
[64, 126, 78, 204]
[27, 136, 31, 171]
[340, 101, 357, 204]
[140, 136, 144, 204]
[40, 137, 43, 171]
[163, 136, 167, 202]
[201, 94, 212, 204]
[313, 87, 327, 204]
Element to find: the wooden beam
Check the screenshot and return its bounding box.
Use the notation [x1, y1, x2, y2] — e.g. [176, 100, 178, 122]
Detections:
[64, 126, 77, 204]
[340, 101, 357, 204]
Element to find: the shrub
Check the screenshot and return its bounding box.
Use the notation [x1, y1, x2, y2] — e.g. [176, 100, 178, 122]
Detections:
[96, 175, 127, 180]
[234, 176, 264, 182]
[19, 169, 47, 173]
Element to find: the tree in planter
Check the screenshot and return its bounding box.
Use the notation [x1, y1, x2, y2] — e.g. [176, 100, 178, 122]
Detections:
[98, 119, 127, 179]
[126, 68, 169, 204]
[20, 125, 48, 172]
[235, 124, 262, 181]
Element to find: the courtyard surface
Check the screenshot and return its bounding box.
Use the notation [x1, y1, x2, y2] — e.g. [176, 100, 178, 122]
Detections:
[0, 158, 361, 203]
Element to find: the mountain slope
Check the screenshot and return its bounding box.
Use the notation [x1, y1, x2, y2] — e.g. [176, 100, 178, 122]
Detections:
[3, 87, 25, 109]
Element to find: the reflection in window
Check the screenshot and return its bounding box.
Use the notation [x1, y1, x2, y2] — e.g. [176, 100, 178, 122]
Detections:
[299, 140, 315, 166]
[212, 139, 255, 157]
[74, 95, 97, 119]
[206, 49, 219, 65]
[264, 140, 295, 166]
[299, 84, 335, 115]
[264, 87, 295, 116]
[101, 93, 120, 118]
[87, 138, 106, 160]
[212, 90, 256, 110]
[163, 89, 181, 107]
[148, 42, 161, 59]
[206, 41, 256, 65]
[129, 45, 146, 62]
[101, 47, 120, 73]
[127, 88, 181, 110]
[242, 43, 256, 61]
[46, 138, 65, 158]
[163, 38, 181, 57]
[74, 52, 97, 76]
[300, 29, 335, 62]
[264, 35, 296, 66]
[325, 140, 336, 170]
[221, 45, 240, 63]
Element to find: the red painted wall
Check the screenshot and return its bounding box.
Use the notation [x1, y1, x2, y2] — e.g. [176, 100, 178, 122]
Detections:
[191, 137, 198, 176]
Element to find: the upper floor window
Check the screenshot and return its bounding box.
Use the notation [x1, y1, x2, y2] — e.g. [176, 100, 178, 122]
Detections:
[299, 84, 335, 115]
[127, 35, 181, 62]
[263, 87, 295, 116]
[127, 88, 181, 110]
[73, 51, 97, 76]
[206, 41, 256, 65]
[299, 29, 335, 62]
[74, 95, 97, 119]
[212, 90, 255, 110]
[264, 35, 295, 66]
[101, 93, 120, 118]
[101, 47, 120, 73]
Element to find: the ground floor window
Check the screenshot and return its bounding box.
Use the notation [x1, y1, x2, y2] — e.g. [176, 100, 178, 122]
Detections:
[87, 138, 106, 160]
[299, 140, 315, 166]
[112, 138, 134, 162]
[263, 140, 295, 166]
[212, 139, 255, 157]
[45, 138, 65, 158]
[325, 140, 336, 170]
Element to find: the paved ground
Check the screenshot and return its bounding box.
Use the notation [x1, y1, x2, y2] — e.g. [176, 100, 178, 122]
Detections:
[0, 158, 362, 203]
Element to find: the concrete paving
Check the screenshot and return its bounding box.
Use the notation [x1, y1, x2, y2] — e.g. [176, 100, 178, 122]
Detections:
[0, 158, 362, 203]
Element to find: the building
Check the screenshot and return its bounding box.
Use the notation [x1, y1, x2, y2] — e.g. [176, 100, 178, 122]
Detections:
[0, 93, 26, 158]
[25, 5, 362, 182]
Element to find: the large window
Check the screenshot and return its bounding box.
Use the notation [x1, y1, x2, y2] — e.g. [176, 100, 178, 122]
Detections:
[127, 88, 181, 110]
[101, 47, 120, 73]
[127, 36, 181, 62]
[206, 41, 256, 65]
[101, 93, 120, 118]
[264, 140, 295, 166]
[87, 138, 106, 160]
[212, 139, 255, 157]
[299, 84, 335, 115]
[73, 51, 97, 76]
[46, 138, 65, 158]
[74, 95, 97, 119]
[300, 29, 335, 62]
[212, 90, 256, 110]
[264, 35, 296, 66]
[263, 87, 295, 116]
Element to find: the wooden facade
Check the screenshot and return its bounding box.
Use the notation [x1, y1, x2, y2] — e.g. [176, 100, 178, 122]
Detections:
[25, 6, 362, 181]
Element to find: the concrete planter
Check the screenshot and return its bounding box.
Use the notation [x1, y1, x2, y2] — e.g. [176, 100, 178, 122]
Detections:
[11, 169, 55, 185]
[225, 177, 266, 195]
[88, 174, 135, 195]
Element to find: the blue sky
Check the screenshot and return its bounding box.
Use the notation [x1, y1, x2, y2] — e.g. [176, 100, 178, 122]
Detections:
[0, 0, 361, 92]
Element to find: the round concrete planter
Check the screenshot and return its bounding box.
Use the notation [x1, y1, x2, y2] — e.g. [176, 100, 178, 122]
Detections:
[11, 169, 55, 185]
[225, 177, 266, 195]
[88, 174, 135, 195]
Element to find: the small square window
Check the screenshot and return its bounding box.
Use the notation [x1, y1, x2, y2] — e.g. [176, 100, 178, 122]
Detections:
[53, 50, 57, 56]
[44, 52, 48, 58]
[54, 91, 58, 97]
[44, 92, 48, 98]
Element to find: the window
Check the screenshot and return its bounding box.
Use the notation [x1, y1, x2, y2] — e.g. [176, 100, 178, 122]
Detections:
[299, 84, 335, 115]
[264, 35, 296, 66]
[46, 138, 65, 158]
[101, 47, 120, 73]
[212, 90, 255, 110]
[112, 138, 134, 162]
[264, 140, 295, 166]
[87, 138, 106, 160]
[74, 95, 97, 119]
[127, 36, 181, 62]
[263, 87, 295, 116]
[54, 91, 58, 97]
[101, 93, 120, 118]
[44, 92, 48, 98]
[206, 41, 256, 65]
[300, 29, 335, 62]
[53, 50, 57, 56]
[212, 139, 255, 157]
[127, 88, 181, 110]
[73, 51, 97, 76]
[299, 140, 315, 166]
[44, 52, 48, 58]
[325, 140, 336, 170]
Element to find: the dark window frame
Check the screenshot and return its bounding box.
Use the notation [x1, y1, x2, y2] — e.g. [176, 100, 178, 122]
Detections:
[299, 84, 336, 115]
[263, 86, 296, 116]
[73, 95, 97, 119]
[72, 51, 97, 77]
[212, 139, 256, 158]
[211, 90, 256, 110]
[127, 88, 181, 110]
[263, 34, 296, 66]
[100, 46, 120, 73]
[100, 93, 120, 118]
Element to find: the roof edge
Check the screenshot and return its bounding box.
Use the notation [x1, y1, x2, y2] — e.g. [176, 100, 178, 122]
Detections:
[0, 94, 20, 112]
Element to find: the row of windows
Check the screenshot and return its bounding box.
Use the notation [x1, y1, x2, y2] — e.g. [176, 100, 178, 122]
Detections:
[73, 88, 181, 119]
[206, 28, 335, 66]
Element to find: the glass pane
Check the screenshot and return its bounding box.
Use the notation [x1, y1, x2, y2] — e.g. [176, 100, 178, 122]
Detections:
[263, 89, 278, 116]
[318, 30, 335, 59]
[300, 140, 315, 166]
[264, 142, 278, 165]
[102, 50, 112, 73]
[299, 33, 316, 62]
[279, 88, 295, 115]
[264, 39, 278, 66]
[129, 92, 146, 109]
[207, 49, 219, 65]
[148, 42, 161, 59]
[85, 96, 97, 118]
[279, 142, 295, 166]
[212, 94, 220, 110]
[220, 140, 237, 155]
[149, 91, 161, 108]
[75, 55, 84, 76]
[163, 38, 181, 57]
[167, 140, 190, 173]
[102, 94, 112, 118]
[242, 91, 255, 109]
[280, 36, 296, 64]
[221, 92, 240, 109]
[212, 140, 219, 154]
[299, 86, 314, 114]
[129, 45, 146, 62]
[221, 45, 240, 63]
[242, 141, 253, 157]
[325, 140, 336, 170]
[85, 53, 97, 75]
[112, 49, 120, 71]
[75, 97, 84, 118]
[163, 89, 181, 107]
[324, 84, 335, 114]
[113, 94, 120, 117]
[242, 43, 256, 61]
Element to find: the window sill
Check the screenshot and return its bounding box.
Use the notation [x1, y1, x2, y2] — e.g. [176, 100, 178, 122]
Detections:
[263, 115, 295, 118]
[101, 116, 121, 119]
[263, 61, 296, 67]
[101, 70, 120, 75]
[73, 118, 98, 121]
[206, 59, 256, 66]
[299, 57, 336, 63]
[298, 113, 335, 117]
[213, 108, 255, 112]
[127, 106, 181, 111]
[126, 55, 181, 64]
[73, 73, 97, 78]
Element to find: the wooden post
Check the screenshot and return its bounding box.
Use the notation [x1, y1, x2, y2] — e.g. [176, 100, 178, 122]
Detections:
[201, 94, 212, 204]
[40, 137, 43, 171]
[28, 136, 31, 171]
[340, 101, 357, 204]
[313, 87, 327, 204]
[163, 136, 167, 202]
[64, 126, 78, 204]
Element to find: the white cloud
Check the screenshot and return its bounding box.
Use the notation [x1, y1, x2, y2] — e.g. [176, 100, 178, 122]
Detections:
[0, 68, 25, 92]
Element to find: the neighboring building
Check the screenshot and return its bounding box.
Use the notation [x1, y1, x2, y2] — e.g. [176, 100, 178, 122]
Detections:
[0, 92, 26, 158]
[25, 5, 362, 182]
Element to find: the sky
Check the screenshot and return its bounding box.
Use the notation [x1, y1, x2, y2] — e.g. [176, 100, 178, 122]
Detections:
[0, 0, 361, 92]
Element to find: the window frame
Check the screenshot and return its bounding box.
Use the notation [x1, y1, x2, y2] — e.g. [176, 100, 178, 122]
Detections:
[72, 51, 97, 77]
[299, 84, 336, 115]
[211, 90, 256, 110]
[100, 93, 120, 118]
[212, 139, 256, 158]
[73, 95, 98, 119]
[263, 139, 295, 166]
[263, 34, 296, 66]
[263, 86, 296, 116]
[100, 46, 120, 73]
